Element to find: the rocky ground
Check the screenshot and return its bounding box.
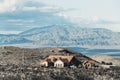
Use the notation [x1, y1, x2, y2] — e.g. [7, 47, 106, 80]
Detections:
[0, 46, 93, 66]
[0, 46, 120, 80]
[0, 64, 120, 80]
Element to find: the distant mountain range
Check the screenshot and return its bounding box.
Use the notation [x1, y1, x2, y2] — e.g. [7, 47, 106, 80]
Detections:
[0, 25, 120, 47]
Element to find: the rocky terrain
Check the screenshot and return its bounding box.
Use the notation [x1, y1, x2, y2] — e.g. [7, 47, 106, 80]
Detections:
[0, 46, 93, 66]
[0, 46, 120, 80]
[0, 65, 120, 80]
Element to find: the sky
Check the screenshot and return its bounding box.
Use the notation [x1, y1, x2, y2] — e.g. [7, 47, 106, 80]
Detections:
[0, 0, 120, 34]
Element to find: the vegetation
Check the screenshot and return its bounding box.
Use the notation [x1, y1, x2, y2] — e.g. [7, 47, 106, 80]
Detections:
[0, 64, 120, 80]
[0, 46, 120, 80]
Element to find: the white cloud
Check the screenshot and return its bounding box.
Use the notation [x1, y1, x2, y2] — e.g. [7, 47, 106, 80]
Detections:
[58, 12, 69, 19]
[92, 16, 100, 22]
[0, 0, 69, 13]
[0, 0, 18, 13]
[6, 19, 34, 23]
[0, 0, 71, 32]
[1, 0, 119, 32]
[63, 15, 120, 32]
[22, 6, 64, 13]
[0, 31, 21, 34]
[97, 23, 120, 32]
[22, 6, 38, 11]
[40, 6, 63, 12]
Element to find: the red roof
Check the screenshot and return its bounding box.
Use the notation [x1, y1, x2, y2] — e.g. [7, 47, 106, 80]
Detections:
[45, 55, 74, 63]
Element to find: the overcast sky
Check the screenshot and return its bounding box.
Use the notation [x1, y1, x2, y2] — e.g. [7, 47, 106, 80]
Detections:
[0, 0, 120, 34]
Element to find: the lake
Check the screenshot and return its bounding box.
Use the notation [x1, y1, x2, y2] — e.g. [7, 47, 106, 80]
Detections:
[68, 47, 120, 58]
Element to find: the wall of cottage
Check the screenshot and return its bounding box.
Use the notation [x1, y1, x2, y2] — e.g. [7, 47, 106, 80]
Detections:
[54, 60, 64, 68]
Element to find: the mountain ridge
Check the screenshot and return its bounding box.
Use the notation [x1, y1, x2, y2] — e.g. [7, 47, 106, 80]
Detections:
[0, 25, 120, 47]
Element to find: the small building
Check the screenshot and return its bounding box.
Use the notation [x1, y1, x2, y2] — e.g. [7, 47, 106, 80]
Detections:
[54, 59, 64, 68]
[40, 55, 80, 68]
[40, 60, 48, 67]
[82, 60, 98, 69]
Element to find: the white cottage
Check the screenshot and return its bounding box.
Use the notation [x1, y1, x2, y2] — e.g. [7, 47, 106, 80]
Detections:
[54, 59, 64, 68]
[40, 60, 48, 67]
[40, 55, 75, 68]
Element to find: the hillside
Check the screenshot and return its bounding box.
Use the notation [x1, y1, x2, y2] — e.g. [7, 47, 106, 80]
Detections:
[0, 46, 93, 65]
[0, 25, 120, 47]
[0, 46, 120, 80]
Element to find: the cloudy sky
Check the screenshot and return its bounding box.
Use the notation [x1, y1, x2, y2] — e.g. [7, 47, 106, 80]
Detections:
[0, 0, 120, 34]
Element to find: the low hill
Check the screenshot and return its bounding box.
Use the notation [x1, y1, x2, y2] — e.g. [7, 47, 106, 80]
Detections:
[0, 46, 94, 66]
[0, 46, 120, 80]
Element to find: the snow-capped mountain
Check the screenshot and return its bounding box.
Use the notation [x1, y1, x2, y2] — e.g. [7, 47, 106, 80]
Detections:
[0, 25, 120, 47]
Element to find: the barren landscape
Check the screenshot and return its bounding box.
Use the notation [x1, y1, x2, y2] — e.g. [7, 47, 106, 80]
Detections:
[0, 46, 120, 80]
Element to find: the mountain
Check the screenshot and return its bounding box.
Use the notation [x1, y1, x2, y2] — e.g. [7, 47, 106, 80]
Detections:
[0, 25, 120, 47]
[0, 34, 32, 44]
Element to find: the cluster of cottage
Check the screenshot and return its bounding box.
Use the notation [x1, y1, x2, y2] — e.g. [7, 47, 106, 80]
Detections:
[39, 55, 97, 68]
[40, 55, 79, 68]
[39, 55, 113, 69]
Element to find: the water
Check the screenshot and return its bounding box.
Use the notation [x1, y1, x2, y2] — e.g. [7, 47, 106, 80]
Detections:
[68, 47, 120, 58]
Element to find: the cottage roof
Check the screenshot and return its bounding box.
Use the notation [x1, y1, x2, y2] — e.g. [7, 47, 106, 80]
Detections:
[54, 59, 64, 64]
[46, 55, 73, 63]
